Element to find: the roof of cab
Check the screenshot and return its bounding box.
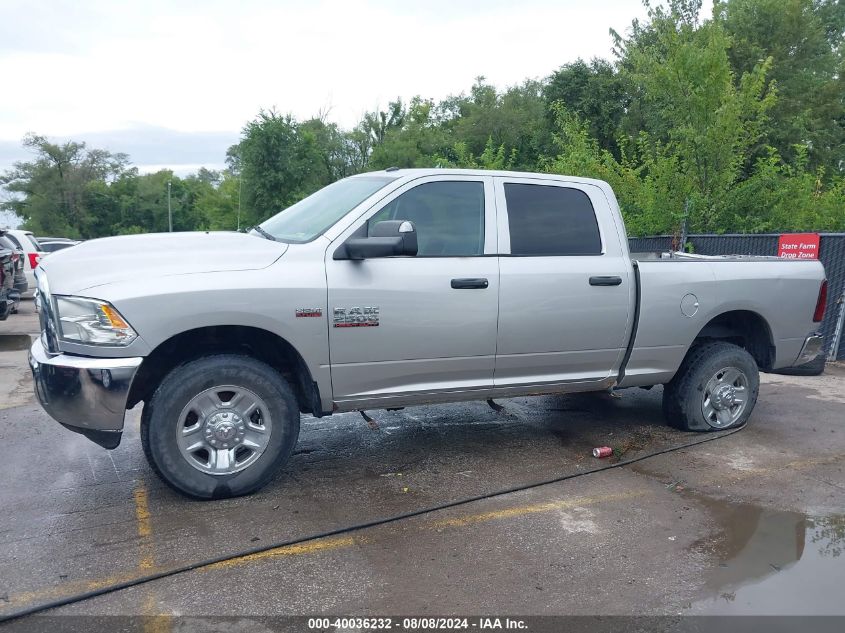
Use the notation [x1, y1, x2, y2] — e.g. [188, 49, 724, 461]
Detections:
[349, 167, 612, 191]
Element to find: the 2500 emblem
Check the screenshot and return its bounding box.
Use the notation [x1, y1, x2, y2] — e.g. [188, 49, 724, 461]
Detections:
[334, 306, 379, 328]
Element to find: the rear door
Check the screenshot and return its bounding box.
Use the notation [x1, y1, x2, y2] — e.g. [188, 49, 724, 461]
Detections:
[326, 175, 500, 405]
[493, 177, 631, 387]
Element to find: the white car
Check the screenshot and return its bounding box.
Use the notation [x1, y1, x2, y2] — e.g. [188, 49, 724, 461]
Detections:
[37, 238, 80, 254]
[2, 229, 45, 296]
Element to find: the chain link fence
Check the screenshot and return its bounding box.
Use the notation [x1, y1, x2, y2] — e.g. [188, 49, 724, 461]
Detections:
[628, 233, 845, 361]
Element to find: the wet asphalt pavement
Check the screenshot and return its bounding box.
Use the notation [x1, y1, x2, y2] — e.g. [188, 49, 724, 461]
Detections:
[0, 298, 843, 627]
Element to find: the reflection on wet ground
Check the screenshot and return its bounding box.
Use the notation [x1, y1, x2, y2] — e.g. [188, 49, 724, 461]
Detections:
[689, 491, 844, 614]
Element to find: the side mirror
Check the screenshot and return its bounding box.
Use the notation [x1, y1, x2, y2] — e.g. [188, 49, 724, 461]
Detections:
[338, 220, 418, 260]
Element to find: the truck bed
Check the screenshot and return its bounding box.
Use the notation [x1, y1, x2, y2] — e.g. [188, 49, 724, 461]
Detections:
[618, 254, 825, 388]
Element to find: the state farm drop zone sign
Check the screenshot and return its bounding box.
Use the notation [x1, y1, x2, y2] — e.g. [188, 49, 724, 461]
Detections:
[778, 233, 820, 259]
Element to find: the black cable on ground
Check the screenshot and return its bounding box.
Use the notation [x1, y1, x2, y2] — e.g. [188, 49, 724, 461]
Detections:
[0, 424, 745, 623]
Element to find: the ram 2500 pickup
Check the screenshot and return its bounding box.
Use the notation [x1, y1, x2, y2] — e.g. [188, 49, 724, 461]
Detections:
[29, 169, 828, 499]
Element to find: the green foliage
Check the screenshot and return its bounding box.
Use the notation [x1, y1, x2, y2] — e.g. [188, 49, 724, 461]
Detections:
[617, 1, 777, 231]
[437, 137, 517, 170]
[545, 58, 628, 157]
[441, 78, 546, 169]
[368, 97, 450, 169]
[235, 110, 332, 227]
[725, 146, 845, 232]
[718, 0, 845, 170]
[2, 0, 844, 238]
[0, 134, 132, 237]
[542, 106, 691, 235]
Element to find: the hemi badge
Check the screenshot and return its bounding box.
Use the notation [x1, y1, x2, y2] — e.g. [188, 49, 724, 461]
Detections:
[296, 308, 322, 318]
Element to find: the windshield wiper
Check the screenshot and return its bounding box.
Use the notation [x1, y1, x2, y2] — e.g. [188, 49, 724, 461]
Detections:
[250, 225, 279, 242]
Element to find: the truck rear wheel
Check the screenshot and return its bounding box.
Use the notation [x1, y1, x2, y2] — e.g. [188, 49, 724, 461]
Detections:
[141, 354, 300, 499]
[662, 341, 759, 432]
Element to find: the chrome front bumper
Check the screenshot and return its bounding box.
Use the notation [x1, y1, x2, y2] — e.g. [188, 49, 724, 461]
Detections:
[29, 337, 143, 448]
[794, 333, 825, 366]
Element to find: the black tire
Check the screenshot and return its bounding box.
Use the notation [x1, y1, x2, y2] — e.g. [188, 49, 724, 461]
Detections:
[141, 354, 300, 499]
[662, 341, 759, 432]
[771, 353, 826, 376]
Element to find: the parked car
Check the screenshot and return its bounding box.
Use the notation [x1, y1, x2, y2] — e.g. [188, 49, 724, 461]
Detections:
[0, 233, 27, 314]
[2, 229, 44, 296]
[0, 232, 28, 309]
[36, 237, 81, 254]
[0, 245, 13, 321]
[29, 169, 827, 499]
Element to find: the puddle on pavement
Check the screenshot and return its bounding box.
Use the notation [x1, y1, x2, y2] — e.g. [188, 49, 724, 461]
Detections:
[688, 492, 845, 614]
[0, 334, 32, 351]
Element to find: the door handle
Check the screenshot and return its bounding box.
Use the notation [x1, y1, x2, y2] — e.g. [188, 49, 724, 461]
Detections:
[589, 276, 622, 286]
[451, 278, 489, 289]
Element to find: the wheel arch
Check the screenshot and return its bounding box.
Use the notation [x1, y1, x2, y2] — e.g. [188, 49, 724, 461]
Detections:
[127, 325, 324, 416]
[691, 309, 775, 371]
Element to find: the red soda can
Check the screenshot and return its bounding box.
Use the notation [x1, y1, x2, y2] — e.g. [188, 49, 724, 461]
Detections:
[592, 446, 613, 458]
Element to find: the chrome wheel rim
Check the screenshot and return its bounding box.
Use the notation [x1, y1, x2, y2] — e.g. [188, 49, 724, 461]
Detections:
[701, 366, 749, 429]
[176, 385, 272, 475]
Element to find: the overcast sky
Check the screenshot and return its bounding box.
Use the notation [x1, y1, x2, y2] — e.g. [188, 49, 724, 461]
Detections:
[0, 0, 711, 179]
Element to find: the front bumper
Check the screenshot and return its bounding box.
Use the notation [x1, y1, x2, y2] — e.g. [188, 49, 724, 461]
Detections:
[29, 337, 143, 448]
[794, 333, 824, 366]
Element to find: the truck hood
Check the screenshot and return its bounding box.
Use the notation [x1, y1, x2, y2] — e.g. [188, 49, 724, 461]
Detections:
[39, 232, 289, 294]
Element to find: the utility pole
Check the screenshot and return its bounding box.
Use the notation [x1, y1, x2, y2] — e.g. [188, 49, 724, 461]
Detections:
[237, 175, 242, 231]
[167, 179, 173, 232]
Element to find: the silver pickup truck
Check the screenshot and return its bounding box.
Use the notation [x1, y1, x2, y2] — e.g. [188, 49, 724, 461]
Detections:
[29, 169, 828, 499]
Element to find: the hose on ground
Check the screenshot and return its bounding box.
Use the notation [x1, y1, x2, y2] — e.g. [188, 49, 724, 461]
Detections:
[0, 423, 745, 623]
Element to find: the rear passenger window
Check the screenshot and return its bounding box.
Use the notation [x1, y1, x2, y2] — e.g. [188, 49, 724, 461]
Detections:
[504, 183, 602, 256]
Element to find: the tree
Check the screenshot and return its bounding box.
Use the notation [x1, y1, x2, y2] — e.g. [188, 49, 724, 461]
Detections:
[717, 0, 845, 172]
[368, 97, 450, 169]
[4, 0, 845, 240]
[436, 137, 518, 170]
[544, 59, 628, 157]
[613, 0, 775, 231]
[439, 78, 546, 169]
[298, 118, 364, 181]
[198, 172, 241, 231]
[0, 133, 131, 237]
[235, 110, 330, 227]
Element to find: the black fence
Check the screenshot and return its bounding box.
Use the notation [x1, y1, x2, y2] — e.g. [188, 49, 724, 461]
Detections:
[629, 233, 845, 361]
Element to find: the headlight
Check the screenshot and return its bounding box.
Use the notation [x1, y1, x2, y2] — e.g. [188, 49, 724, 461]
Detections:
[55, 296, 138, 346]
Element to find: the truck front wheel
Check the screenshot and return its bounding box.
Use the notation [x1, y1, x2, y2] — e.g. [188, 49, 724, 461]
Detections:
[141, 354, 300, 499]
[662, 341, 759, 432]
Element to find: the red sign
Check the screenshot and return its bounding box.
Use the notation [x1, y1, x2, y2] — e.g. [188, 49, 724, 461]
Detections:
[778, 233, 820, 259]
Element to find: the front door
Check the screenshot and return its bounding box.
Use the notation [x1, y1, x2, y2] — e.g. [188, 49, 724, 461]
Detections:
[326, 175, 500, 406]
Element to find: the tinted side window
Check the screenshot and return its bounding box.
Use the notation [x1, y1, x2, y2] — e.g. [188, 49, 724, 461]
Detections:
[504, 184, 602, 256]
[369, 181, 484, 256]
[5, 235, 22, 250]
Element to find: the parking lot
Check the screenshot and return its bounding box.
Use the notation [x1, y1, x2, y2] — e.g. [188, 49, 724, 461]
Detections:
[0, 297, 843, 625]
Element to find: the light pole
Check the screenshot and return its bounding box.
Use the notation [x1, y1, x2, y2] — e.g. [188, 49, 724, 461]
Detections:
[167, 179, 173, 232]
[237, 175, 242, 231]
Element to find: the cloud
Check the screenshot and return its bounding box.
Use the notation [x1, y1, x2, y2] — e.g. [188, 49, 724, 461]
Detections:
[0, 0, 712, 175]
[0, 127, 238, 177]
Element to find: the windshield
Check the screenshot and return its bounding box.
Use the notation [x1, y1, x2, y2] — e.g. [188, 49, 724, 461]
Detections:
[257, 176, 396, 243]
